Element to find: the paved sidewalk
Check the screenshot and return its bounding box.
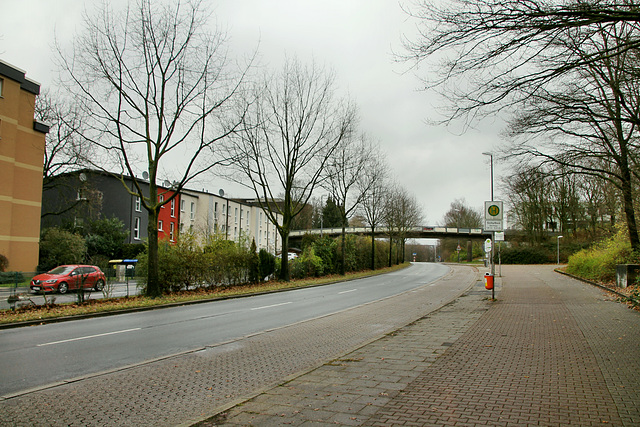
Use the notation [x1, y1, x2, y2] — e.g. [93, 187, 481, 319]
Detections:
[206, 265, 640, 426]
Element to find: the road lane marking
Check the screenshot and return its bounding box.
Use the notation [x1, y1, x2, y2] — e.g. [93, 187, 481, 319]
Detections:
[251, 302, 292, 311]
[338, 289, 358, 294]
[38, 328, 142, 347]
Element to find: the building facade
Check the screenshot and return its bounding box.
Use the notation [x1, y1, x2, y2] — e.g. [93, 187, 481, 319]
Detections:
[0, 60, 49, 271]
[41, 169, 282, 253]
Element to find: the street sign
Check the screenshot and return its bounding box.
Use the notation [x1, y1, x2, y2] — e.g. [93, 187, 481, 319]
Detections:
[484, 201, 504, 231]
[484, 238, 492, 253]
[485, 201, 503, 219]
[495, 231, 505, 241]
[485, 220, 503, 231]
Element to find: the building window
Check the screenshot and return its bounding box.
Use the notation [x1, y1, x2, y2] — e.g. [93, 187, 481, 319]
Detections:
[134, 217, 141, 240]
[180, 199, 185, 212]
[190, 202, 195, 220]
[135, 196, 141, 212]
[171, 199, 175, 217]
[158, 220, 163, 231]
[76, 189, 87, 200]
[235, 207, 238, 224]
[0, 78, 3, 97]
[170, 222, 175, 241]
[74, 217, 84, 228]
[159, 194, 164, 207]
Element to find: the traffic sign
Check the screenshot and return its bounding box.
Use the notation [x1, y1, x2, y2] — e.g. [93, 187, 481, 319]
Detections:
[484, 201, 504, 231]
[484, 238, 492, 253]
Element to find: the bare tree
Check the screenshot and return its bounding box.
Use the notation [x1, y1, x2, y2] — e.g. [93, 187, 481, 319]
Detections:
[403, 0, 640, 122]
[383, 184, 423, 265]
[505, 21, 640, 249]
[441, 198, 483, 262]
[36, 90, 89, 181]
[224, 57, 356, 281]
[324, 134, 376, 275]
[57, 0, 250, 297]
[358, 156, 390, 269]
[36, 90, 100, 219]
[503, 165, 553, 244]
[395, 187, 423, 263]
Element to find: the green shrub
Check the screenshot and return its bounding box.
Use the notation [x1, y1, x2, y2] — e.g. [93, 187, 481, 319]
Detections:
[499, 246, 550, 264]
[38, 227, 87, 271]
[312, 236, 337, 275]
[290, 247, 324, 279]
[248, 240, 260, 284]
[566, 227, 636, 282]
[258, 249, 276, 280]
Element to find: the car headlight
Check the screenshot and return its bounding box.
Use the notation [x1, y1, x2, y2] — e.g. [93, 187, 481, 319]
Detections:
[44, 279, 58, 283]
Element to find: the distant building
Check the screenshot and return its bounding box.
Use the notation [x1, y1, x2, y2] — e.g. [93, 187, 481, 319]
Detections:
[41, 169, 282, 253]
[0, 60, 49, 271]
[41, 169, 150, 244]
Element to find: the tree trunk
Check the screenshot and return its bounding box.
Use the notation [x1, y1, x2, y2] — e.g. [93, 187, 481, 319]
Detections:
[620, 170, 640, 252]
[146, 207, 161, 297]
[279, 230, 290, 281]
[388, 237, 393, 267]
[340, 220, 347, 275]
[370, 226, 376, 270]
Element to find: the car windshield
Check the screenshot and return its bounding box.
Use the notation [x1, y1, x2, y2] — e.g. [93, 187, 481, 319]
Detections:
[48, 266, 75, 275]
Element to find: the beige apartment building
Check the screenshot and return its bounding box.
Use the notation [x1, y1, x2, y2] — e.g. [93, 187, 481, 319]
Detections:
[0, 60, 48, 271]
[178, 189, 281, 254]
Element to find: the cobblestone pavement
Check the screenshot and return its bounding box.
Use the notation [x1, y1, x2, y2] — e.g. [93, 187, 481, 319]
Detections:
[0, 265, 478, 426]
[206, 265, 640, 426]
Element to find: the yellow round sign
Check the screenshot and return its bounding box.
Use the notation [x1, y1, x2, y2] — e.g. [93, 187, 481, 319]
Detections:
[488, 205, 500, 216]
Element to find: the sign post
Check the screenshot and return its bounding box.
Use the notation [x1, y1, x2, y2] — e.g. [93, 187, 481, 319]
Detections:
[484, 201, 504, 299]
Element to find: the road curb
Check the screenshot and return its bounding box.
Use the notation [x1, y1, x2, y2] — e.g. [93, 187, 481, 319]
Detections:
[555, 267, 640, 307]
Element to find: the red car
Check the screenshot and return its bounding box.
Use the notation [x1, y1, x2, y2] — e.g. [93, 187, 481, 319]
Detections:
[31, 265, 106, 294]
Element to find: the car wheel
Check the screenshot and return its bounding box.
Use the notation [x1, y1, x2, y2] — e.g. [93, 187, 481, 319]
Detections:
[95, 279, 105, 291]
[58, 282, 69, 294]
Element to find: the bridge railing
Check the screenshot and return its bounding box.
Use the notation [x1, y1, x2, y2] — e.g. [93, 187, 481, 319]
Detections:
[289, 226, 489, 238]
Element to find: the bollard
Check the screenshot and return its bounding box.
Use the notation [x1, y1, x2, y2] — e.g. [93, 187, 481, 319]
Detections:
[484, 272, 494, 290]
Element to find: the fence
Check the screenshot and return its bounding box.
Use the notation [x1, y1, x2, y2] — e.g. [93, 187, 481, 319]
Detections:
[0, 268, 141, 311]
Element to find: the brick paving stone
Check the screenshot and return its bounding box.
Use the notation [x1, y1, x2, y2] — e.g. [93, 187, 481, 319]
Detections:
[208, 265, 639, 427]
[367, 265, 640, 427]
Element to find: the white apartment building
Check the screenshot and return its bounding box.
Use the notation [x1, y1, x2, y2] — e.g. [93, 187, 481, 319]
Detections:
[177, 189, 281, 254]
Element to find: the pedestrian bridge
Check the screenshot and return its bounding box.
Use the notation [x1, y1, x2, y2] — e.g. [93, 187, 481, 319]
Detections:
[290, 226, 493, 239]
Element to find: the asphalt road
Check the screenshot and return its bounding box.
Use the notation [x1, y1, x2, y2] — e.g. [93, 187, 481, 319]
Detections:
[0, 263, 449, 398]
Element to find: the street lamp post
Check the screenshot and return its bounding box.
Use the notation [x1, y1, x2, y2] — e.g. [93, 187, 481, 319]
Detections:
[557, 235, 564, 264]
[319, 195, 326, 237]
[482, 152, 494, 201]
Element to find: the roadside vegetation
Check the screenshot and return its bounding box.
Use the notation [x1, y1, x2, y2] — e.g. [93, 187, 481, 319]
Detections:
[565, 227, 636, 283]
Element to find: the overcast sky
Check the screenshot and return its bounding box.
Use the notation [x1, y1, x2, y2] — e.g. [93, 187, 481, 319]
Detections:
[1, 0, 504, 225]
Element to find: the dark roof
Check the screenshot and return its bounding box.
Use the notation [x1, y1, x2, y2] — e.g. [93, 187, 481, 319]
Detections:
[0, 60, 41, 95]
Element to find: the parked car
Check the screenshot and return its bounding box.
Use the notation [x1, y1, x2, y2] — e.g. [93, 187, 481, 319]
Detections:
[30, 265, 106, 294]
